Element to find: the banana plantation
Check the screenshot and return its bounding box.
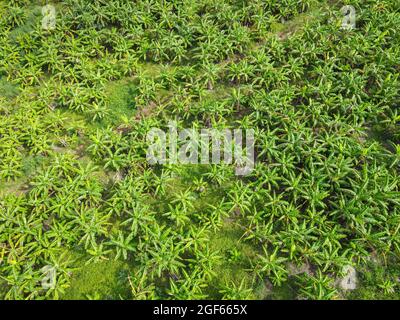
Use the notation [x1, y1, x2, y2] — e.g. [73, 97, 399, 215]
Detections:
[0, 0, 399, 300]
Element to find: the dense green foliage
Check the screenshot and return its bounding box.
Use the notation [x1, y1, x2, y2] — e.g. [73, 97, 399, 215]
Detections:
[0, 0, 399, 299]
